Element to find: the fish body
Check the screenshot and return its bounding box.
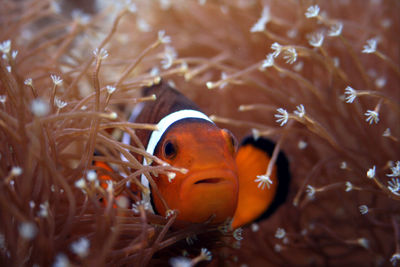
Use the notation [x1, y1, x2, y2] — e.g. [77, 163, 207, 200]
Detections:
[110, 81, 289, 227]
[124, 82, 238, 224]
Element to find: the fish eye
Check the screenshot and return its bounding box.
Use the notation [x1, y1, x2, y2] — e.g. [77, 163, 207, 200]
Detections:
[163, 140, 177, 159]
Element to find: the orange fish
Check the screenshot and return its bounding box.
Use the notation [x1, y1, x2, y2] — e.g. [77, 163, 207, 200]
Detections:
[102, 81, 290, 228]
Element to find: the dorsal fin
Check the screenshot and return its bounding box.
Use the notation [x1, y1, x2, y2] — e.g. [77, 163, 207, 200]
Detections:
[133, 81, 202, 148]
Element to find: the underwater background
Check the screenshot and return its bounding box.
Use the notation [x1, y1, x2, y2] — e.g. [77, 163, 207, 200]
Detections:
[0, 0, 399, 266]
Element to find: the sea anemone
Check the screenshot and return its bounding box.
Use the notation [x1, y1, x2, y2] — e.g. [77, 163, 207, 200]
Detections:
[1, 0, 399, 266]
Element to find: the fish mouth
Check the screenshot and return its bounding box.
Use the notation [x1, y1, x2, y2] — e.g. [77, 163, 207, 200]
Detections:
[178, 168, 239, 223]
[184, 169, 237, 188]
[194, 177, 224, 185]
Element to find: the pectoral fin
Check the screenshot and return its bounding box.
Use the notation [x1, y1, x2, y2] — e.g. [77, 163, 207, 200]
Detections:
[232, 136, 290, 229]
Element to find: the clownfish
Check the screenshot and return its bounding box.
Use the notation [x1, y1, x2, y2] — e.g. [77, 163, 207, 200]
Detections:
[100, 81, 290, 229]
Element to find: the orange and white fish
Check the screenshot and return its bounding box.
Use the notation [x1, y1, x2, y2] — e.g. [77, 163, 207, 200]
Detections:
[104, 81, 290, 228]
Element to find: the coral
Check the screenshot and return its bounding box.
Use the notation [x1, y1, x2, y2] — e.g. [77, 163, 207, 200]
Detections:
[0, 0, 399, 266]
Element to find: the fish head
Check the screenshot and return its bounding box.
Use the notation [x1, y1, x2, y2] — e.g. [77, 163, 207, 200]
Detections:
[152, 120, 239, 224]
